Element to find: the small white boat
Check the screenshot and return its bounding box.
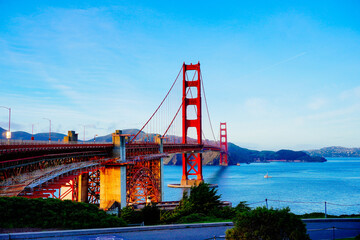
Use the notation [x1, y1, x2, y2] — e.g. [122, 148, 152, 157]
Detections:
[264, 172, 272, 178]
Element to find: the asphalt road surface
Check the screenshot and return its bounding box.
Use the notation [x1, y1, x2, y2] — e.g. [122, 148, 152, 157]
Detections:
[1, 219, 360, 240]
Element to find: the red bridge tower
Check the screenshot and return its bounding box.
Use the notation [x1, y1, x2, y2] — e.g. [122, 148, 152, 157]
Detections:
[220, 122, 228, 165]
[181, 62, 203, 186]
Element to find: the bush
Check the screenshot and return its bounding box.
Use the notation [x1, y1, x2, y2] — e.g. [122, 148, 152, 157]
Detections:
[186, 182, 221, 214]
[161, 182, 223, 224]
[177, 213, 208, 223]
[121, 203, 160, 225]
[209, 206, 236, 220]
[141, 203, 160, 225]
[121, 206, 143, 224]
[0, 197, 127, 229]
[234, 201, 251, 213]
[226, 207, 310, 240]
[177, 213, 224, 224]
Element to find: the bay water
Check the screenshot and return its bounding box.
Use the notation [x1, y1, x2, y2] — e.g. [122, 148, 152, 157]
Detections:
[163, 158, 360, 215]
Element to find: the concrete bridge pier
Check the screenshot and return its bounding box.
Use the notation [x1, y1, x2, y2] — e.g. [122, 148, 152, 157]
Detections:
[159, 137, 164, 202]
[77, 173, 89, 203]
[99, 130, 127, 210]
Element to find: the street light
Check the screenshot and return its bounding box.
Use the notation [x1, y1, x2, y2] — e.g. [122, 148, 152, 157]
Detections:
[31, 123, 38, 141]
[43, 118, 51, 141]
[81, 125, 92, 143]
[94, 134, 98, 143]
[0, 106, 11, 139]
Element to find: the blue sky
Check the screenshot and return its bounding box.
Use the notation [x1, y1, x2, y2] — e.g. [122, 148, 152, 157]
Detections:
[1, 0, 360, 150]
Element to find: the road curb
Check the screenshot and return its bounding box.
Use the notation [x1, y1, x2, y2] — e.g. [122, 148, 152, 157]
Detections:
[0, 222, 234, 239]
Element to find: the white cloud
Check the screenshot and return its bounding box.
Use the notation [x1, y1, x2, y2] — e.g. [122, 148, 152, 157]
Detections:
[307, 97, 327, 110]
[244, 97, 267, 115]
[340, 86, 360, 100]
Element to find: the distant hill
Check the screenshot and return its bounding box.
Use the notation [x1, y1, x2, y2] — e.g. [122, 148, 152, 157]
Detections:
[0, 127, 143, 142]
[91, 129, 145, 142]
[227, 143, 326, 164]
[0, 127, 5, 138]
[164, 142, 326, 165]
[0, 127, 66, 141]
[306, 146, 360, 158]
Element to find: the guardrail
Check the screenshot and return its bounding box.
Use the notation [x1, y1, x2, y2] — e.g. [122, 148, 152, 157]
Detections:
[248, 198, 360, 217]
[0, 139, 110, 145]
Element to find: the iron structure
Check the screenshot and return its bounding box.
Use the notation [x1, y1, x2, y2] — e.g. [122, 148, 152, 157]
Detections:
[126, 159, 161, 204]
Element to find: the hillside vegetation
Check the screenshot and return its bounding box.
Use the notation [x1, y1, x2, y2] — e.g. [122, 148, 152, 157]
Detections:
[306, 146, 360, 158]
[227, 143, 326, 164]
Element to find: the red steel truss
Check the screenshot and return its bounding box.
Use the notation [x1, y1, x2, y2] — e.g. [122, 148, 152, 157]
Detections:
[88, 170, 100, 204]
[126, 159, 161, 204]
[220, 122, 228, 165]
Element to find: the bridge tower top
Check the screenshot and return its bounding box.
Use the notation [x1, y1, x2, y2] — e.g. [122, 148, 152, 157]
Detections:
[182, 62, 202, 144]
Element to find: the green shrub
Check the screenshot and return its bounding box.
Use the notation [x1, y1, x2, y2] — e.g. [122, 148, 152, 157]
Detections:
[0, 197, 127, 229]
[209, 206, 236, 219]
[161, 182, 224, 224]
[234, 201, 251, 213]
[186, 182, 221, 214]
[177, 213, 208, 223]
[226, 207, 310, 240]
[141, 203, 160, 225]
[121, 206, 143, 224]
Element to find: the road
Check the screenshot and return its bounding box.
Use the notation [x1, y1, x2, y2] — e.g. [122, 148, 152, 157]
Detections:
[1, 219, 360, 240]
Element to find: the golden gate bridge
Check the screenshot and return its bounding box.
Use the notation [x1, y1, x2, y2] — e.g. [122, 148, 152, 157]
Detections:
[0, 62, 228, 210]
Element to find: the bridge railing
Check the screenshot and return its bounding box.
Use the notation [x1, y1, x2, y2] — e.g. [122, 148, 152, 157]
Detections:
[0, 139, 110, 145]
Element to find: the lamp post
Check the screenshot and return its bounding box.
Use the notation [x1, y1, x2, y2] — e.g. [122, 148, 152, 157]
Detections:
[81, 125, 93, 143]
[81, 125, 86, 143]
[31, 124, 35, 140]
[0, 106, 11, 139]
[94, 134, 98, 143]
[43, 118, 51, 141]
[31, 123, 38, 141]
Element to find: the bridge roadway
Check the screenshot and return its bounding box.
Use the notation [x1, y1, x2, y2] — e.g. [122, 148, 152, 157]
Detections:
[0, 219, 359, 240]
[0, 141, 221, 164]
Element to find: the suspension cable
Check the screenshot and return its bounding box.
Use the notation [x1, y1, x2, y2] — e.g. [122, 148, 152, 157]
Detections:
[131, 66, 183, 142]
[163, 88, 191, 137]
[201, 71, 217, 142]
[185, 72, 207, 141]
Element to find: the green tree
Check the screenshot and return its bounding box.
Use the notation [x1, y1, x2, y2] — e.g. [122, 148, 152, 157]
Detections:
[226, 207, 310, 240]
[186, 182, 222, 214]
[121, 206, 143, 224]
[234, 201, 251, 214]
[141, 203, 160, 225]
[161, 182, 222, 223]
